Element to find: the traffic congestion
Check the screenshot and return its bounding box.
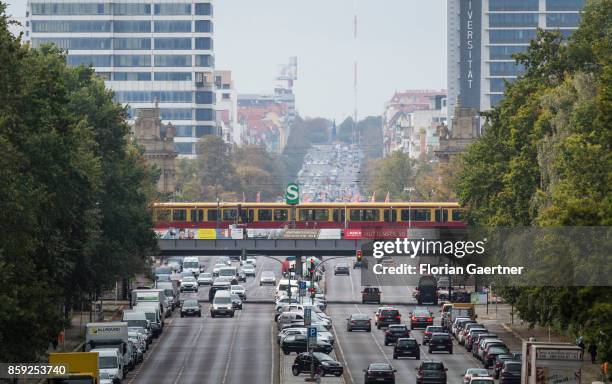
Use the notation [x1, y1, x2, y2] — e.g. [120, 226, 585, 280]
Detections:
[54, 252, 538, 384]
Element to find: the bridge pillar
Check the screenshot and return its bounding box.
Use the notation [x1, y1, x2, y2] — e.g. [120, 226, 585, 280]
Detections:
[295, 255, 303, 277]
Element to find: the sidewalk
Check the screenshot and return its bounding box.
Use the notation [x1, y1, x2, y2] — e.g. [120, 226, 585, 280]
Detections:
[475, 304, 605, 383]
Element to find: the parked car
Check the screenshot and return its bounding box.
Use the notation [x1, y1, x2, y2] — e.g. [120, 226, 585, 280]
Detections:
[292, 352, 343, 377]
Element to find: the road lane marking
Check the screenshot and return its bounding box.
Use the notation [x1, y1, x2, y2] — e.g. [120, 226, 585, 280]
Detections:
[331, 322, 355, 384]
[221, 310, 241, 384]
[355, 304, 393, 365]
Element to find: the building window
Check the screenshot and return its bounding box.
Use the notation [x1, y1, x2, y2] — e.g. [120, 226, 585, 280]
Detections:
[154, 72, 192, 81]
[195, 3, 212, 15]
[112, 3, 150, 15]
[194, 125, 215, 137]
[66, 55, 111, 67]
[489, 78, 515, 92]
[154, 20, 191, 33]
[154, 38, 192, 50]
[114, 91, 192, 103]
[490, 94, 506, 106]
[195, 55, 213, 67]
[195, 109, 214, 121]
[31, 3, 111, 15]
[174, 125, 193, 137]
[174, 142, 194, 155]
[113, 38, 151, 50]
[546, 0, 585, 11]
[489, 13, 538, 27]
[489, 45, 527, 60]
[161, 108, 193, 120]
[95, 72, 111, 80]
[490, 62, 525, 76]
[489, 29, 537, 44]
[222, 93, 230, 100]
[32, 20, 111, 32]
[489, 0, 538, 11]
[546, 13, 581, 28]
[32, 38, 111, 50]
[154, 3, 191, 15]
[112, 72, 151, 81]
[195, 91, 214, 104]
[114, 55, 151, 67]
[154, 55, 192, 67]
[194, 20, 212, 32]
[195, 37, 213, 50]
[113, 21, 151, 33]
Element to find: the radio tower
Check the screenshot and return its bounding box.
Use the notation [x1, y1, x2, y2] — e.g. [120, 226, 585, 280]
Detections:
[352, 1, 359, 147]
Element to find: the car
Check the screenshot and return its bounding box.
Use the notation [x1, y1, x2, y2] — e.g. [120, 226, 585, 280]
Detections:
[292, 352, 343, 377]
[197, 272, 213, 286]
[237, 270, 247, 282]
[363, 363, 396, 384]
[180, 299, 201, 317]
[453, 318, 477, 339]
[462, 368, 490, 384]
[242, 265, 256, 276]
[208, 280, 231, 302]
[362, 287, 381, 304]
[334, 263, 350, 275]
[277, 328, 307, 344]
[260, 270, 276, 285]
[477, 339, 505, 361]
[460, 323, 486, 345]
[416, 361, 448, 384]
[384, 324, 410, 345]
[179, 276, 198, 292]
[219, 256, 231, 265]
[483, 344, 510, 368]
[374, 307, 401, 329]
[466, 329, 489, 351]
[410, 308, 434, 329]
[493, 354, 515, 378]
[393, 338, 420, 359]
[423, 325, 446, 345]
[281, 334, 333, 355]
[210, 291, 235, 318]
[498, 360, 521, 384]
[230, 285, 247, 300]
[347, 313, 372, 332]
[212, 263, 226, 277]
[230, 293, 243, 310]
[428, 333, 453, 354]
[471, 333, 498, 356]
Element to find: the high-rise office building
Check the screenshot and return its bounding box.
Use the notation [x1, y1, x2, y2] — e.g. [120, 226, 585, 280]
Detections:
[447, 0, 585, 124]
[26, 0, 216, 157]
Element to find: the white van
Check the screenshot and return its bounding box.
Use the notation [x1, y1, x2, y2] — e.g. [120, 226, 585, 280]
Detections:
[92, 348, 124, 382]
[210, 290, 234, 318]
[182, 256, 201, 277]
[133, 304, 163, 337]
[122, 311, 152, 344]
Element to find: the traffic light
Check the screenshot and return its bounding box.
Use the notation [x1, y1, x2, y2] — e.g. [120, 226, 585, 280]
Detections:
[356, 249, 363, 262]
[309, 259, 315, 275]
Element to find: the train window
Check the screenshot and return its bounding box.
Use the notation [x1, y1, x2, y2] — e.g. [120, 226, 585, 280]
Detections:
[190, 209, 204, 222]
[299, 209, 329, 221]
[400, 209, 431, 221]
[247, 209, 254, 223]
[258, 209, 273, 221]
[156, 209, 171, 222]
[207, 209, 218, 222]
[274, 209, 288, 221]
[332, 209, 346, 223]
[384, 209, 397, 222]
[222, 209, 237, 221]
[350, 209, 380, 221]
[452, 209, 465, 221]
[172, 209, 187, 221]
[435, 209, 449, 222]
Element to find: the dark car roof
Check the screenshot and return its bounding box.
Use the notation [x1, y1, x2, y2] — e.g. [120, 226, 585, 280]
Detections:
[368, 363, 393, 370]
[421, 362, 445, 370]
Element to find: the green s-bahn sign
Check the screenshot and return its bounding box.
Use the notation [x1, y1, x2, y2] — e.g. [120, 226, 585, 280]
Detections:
[285, 183, 300, 205]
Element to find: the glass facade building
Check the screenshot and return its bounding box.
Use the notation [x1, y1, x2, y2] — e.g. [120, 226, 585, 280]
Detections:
[26, 0, 217, 156]
[447, 0, 584, 123]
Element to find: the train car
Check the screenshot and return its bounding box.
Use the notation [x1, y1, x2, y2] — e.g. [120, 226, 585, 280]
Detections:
[152, 202, 465, 239]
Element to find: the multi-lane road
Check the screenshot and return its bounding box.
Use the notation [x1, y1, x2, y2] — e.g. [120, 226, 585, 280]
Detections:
[125, 255, 521, 384]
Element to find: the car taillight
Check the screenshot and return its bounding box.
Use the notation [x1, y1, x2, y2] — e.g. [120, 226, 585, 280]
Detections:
[412, 316, 417, 321]
[396, 316, 401, 320]
[351, 321, 356, 324]
[425, 331, 431, 336]
[427, 317, 433, 322]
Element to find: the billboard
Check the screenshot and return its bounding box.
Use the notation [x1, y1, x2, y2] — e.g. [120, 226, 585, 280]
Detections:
[459, 0, 481, 109]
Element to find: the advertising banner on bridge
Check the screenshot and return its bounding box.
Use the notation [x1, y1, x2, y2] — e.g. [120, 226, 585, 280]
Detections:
[343, 229, 362, 239]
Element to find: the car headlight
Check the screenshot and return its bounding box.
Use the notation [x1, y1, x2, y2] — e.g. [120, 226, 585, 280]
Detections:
[321, 362, 331, 366]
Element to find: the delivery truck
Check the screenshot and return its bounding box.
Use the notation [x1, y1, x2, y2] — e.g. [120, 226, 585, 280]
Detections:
[521, 340, 582, 384]
[47, 352, 104, 384]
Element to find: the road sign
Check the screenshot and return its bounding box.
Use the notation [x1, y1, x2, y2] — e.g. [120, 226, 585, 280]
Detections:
[285, 183, 300, 205]
[307, 326, 317, 348]
[304, 308, 311, 326]
[298, 281, 306, 290]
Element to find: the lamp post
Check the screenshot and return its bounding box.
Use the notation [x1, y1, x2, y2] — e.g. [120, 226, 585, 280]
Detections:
[216, 196, 220, 230]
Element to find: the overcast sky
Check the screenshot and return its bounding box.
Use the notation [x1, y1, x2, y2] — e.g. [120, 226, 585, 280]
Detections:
[6, 0, 446, 120]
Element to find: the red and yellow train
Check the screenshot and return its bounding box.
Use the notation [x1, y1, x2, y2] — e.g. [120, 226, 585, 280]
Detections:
[153, 202, 465, 231]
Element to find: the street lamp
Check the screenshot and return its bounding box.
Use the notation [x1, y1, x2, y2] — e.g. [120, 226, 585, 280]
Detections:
[403, 187, 415, 229]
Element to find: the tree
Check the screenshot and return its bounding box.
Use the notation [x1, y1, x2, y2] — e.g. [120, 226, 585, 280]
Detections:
[194, 136, 236, 200]
[365, 151, 416, 201]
